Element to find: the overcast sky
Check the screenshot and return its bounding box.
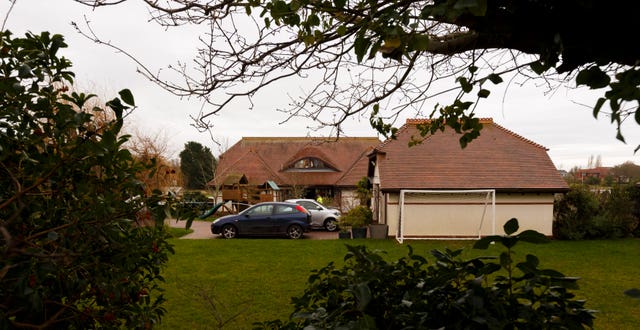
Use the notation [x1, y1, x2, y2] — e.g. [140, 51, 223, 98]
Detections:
[4, 0, 640, 170]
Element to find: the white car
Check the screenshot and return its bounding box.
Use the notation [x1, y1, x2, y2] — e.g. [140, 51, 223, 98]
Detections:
[285, 199, 341, 231]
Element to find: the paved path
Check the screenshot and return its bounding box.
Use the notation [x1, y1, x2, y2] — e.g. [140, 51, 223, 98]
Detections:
[166, 219, 338, 240]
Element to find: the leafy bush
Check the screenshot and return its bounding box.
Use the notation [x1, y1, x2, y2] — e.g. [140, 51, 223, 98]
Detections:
[599, 185, 638, 237]
[256, 219, 595, 329]
[554, 185, 599, 239]
[339, 205, 373, 228]
[554, 184, 639, 239]
[0, 30, 172, 328]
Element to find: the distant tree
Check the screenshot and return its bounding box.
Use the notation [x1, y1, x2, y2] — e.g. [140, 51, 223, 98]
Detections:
[79, 0, 640, 149]
[180, 141, 216, 189]
[127, 129, 180, 194]
[584, 176, 601, 186]
[0, 30, 172, 328]
[587, 155, 603, 169]
[611, 161, 640, 182]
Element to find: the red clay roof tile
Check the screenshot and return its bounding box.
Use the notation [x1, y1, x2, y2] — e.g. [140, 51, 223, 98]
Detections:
[372, 118, 568, 192]
[212, 137, 381, 187]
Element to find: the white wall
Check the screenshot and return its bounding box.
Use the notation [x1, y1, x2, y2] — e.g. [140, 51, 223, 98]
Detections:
[384, 192, 555, 238]
[339, 189, 360, 211]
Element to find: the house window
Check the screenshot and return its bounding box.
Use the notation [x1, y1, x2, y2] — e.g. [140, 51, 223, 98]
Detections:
[285, 157, 337, 172]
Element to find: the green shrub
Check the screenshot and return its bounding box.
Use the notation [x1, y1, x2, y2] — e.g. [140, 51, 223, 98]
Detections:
[340, 205, 373, 228]
[599, 185, 637, 237]
[256, 219, 595, 329]
[0, 31, 173, 328]
[554, 185, 599, 239]
[627, 185, 640, 236]
[554, 184, 639, 239]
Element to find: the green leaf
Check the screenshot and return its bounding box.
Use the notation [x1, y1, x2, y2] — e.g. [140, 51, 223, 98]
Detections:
[458, 77, 473, 93]
[499, 236, 518, 248]
[302, 34, 315, 45]
[18, 64, 32, 78]
[503, 218, 519, 235]
[119, 89, 135, 106]
[307, 14, 320, 27]
[525, 254, 539, 267]
[368, 39, 381, 60]
[499, 251, 511, 268]
[540, 269, 566, 278]
[487, 73, 503, 84]
[530, 60, 547, 74]
[107, 98, 125, 120]
[354, 36, 371, 63]
[593, 97, 606, 118]
[473, 235, 501, 249]
[337, 25, 347, 36]
[477, 89, 490, 98]
[354, 282, 372, 311]
[270, 0, 290, 19]
[410, 34, 430, 51]
[576, 66, 611, 89]
[517, 230, 549, 244]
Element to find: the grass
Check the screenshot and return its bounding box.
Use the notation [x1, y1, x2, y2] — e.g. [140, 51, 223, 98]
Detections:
[158, 237, 640, 329]
[166, 226, 194, 238]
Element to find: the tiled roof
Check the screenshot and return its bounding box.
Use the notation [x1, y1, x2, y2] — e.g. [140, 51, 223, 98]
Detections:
[372, 118, 568, 192]
[212, 137, 381, 187]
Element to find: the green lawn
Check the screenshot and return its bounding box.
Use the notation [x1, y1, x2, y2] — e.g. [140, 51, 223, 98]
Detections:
[158, 237, 640, 329]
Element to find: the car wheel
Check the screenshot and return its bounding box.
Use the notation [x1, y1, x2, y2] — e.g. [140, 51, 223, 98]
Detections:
[221, 225, 237, 239]
[324, 218, 338, 232]
[287, 224, 304, 239]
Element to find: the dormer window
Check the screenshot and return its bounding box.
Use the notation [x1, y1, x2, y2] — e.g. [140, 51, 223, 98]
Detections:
[285, 157, 337, 172]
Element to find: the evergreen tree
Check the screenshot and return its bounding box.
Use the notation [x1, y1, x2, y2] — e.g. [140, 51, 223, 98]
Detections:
[179, 141, 216, 189]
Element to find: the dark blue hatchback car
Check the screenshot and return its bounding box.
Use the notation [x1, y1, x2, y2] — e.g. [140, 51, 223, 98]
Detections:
[211, 202, 311, 239]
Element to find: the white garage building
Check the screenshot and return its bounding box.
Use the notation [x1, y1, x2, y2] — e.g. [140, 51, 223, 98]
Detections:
[368, 118, 568, 239]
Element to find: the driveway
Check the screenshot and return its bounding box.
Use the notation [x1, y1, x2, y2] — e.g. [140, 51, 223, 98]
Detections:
[166, 219, 338, 240]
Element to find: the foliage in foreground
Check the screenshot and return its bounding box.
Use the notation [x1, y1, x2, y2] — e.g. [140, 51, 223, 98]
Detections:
[0, 30, 173, 328]
[257, 219, 595, 329]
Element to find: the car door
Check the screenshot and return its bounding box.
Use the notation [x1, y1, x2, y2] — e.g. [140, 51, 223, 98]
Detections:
[238, 204, 275, 235]
[272, 204, 300, 233]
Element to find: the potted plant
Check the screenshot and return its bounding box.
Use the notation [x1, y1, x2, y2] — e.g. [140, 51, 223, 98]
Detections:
[337, 215, 352, 239]
[338, 225, 352, 239]
[341, 206, 372, 239]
